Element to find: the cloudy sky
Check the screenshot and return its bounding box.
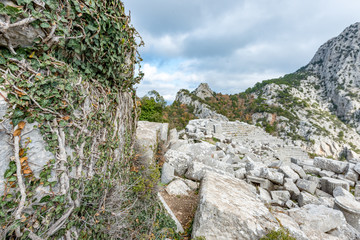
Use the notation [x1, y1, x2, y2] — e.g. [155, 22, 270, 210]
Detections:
[122, 0, 360, 102]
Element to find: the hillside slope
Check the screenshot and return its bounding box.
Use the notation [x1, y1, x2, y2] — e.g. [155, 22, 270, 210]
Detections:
[172, 22, 360, 160]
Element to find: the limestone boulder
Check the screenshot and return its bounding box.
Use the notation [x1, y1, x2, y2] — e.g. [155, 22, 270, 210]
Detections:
[165, 179, 191, 196]
[298, 192, 321, 207]
[134, 121, 163, 165]
[290, 163, 307, 179]
[279, 166, 300, 182]
[192, 171, 279, 240]
[185, 161, 233, 181]
[296, 179, 318, 194]
[284, 178, 300, 200]
[314, 157, 349, 174]
[259, 167, 284, 185]
[164, 149, 191, 175]
[272, 211, 309, 240]
[161, 162, 174, 184]
[321, 177, 350, 195]
[288, 204, 347, 234]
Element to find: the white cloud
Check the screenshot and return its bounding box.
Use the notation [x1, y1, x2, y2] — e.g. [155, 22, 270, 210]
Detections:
[124, 0, 360, 101]
[136, 63, 285, 102]
[136, 63, 204, 102]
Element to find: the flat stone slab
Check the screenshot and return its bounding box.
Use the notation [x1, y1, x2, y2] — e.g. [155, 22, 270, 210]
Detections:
[192, 171, 279, 240]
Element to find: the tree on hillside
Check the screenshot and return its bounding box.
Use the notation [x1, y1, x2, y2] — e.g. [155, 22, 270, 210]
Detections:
[139, 90, 167, 122]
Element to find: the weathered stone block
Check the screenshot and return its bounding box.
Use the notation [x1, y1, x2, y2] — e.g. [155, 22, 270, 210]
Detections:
[279, 166, 300, 182]
[334, 188, 360, 232]
[185, 161, 233, 181]
[321, 177, 350, 195]
[314, 157, 349, 174]
[259, 167, 284, 185]
[296, 179, 318, 194]
[290, 163, 307, 179]
[161, 162, 174, 184]
[284, 178, 300, 200]
[247, 176, 274, 190]
[288, 204, 347, 234]
[319, 170, 335, 178]
[271, 190, 291, 204]
[298, 191, 321, 207]
[303, 165, 321, 175]
[164, 149, 191, 176]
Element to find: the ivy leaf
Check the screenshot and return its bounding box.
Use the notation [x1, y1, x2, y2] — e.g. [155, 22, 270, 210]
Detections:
[8, 176, 17, 182]
[8, 64, 19, 71]
[40, 22, 51, 28]
[13, 109, 24, 118]
[4, 169, 14, 178]
[40, 195, 51, 203]
[87, 24, 98, 31]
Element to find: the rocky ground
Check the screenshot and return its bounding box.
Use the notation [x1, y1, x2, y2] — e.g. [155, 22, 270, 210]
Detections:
[137, 119, 360, 239]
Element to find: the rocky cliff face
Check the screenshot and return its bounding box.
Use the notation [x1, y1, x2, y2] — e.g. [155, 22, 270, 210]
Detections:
[192, 83, 214, 100]
[175, 88, 228, 121]
[172, 22, 360, 160]
[305, 22, 360, 132]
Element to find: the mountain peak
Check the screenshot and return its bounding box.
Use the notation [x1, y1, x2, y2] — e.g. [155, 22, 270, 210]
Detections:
[192, 83, 214, 100]
[305, 22, 360, 88]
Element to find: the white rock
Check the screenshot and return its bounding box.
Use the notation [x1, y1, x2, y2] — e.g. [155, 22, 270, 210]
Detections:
[234, 168, 246, 179]
[290, 163, 307, 179]
[259, 167, 284, 185]
[314, 157, 349, 174]
[164, 149, 191, 175]
[258, 187, 272, 204]
[319, 170, 335, 178]
[288, 204, 347, 234]
[192, 171, 279, 239]
[354, 163, 360, 175]
[161, 162, 174, 184]
[185, 161, 233, 181]
[345, 167, 359, 182]
[271, 190, 291, 204]
[303, 165, 321, 175]
[298, 191, 321, 207]
[296, 179, 318, 194]
[279, 166, 300, 182]
[165, 179, 191, 196]
[321, 177, 350, 195]
[284, 178, 300, 200]
[273, 211, 308, 240]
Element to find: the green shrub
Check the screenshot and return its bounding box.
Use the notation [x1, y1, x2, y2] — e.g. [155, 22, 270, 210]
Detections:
[260, 228, 296, 240]
[139, 90, 167, 122]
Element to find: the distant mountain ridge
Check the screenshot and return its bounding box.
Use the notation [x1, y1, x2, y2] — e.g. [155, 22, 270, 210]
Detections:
[172, 22, 360, 160]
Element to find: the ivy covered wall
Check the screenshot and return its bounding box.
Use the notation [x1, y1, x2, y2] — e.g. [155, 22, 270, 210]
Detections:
[0, 0, 144, 238]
